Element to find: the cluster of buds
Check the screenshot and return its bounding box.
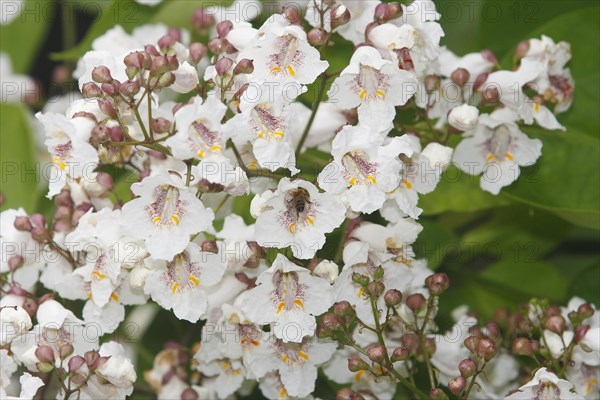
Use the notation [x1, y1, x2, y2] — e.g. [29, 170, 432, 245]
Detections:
[316, 300, 356, 338]
[208, 20, 238, 55]
[34, 342, 75, 373]
[14, 212, 51, 243]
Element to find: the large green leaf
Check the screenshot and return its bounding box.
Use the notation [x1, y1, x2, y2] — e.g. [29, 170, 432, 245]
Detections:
[419, 165, 511, 215]
[0, 0, 51, 73]
[503, 127, 600, 229]
[0, 104, 39, 212]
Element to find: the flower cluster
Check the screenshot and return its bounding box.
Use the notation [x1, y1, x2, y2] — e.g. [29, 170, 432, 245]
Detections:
[1, 1, 591, 400]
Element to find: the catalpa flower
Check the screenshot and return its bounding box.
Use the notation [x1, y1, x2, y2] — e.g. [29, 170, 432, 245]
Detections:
[506, 367, 584, 400]
[453, 108, 542, 195]
[236, 254, 335, 342]
[254, 178, 345, 259]
[223, 83, 302, 174]
[36, 112, 98, 198]
[382, 135, 453, 220]
[318, 125, 416, 214]
[239, 15, 328, 85]
[197, 358, 245, 398]
[144, 242, 226, 322]
[328, 46, 417, 132]
[120, 169, 214, 260]
[245, 336, 336, 397]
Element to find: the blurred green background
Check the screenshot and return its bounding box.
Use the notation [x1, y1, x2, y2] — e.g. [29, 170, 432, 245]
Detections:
[1, 0, 599, 396]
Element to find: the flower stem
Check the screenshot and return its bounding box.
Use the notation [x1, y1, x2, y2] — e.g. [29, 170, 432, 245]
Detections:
[295, 73, 329, 157]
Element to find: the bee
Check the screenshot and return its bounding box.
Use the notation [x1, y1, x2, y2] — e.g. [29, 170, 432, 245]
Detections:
[287, 187, 311, 217]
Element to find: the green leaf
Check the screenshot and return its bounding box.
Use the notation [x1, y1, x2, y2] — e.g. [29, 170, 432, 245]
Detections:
[419, 165, 511, 215]
[0, 104, 39, 213]
[414, 219, 458, 269]
[0, 0, 51, 73]
[503, 127, 600, 229]
[51, 0, 159, 61]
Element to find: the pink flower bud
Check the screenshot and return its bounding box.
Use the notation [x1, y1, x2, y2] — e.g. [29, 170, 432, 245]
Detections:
[96, 172, 113, 191]
[282, 5, 302, 25]
[208, 37, 228, 54]
[215, 57, 234, 76]
[458, 359, 477, 377]
[578, 303, 595, 320]
[157, 72, 176, 88]
[450, 68, 470, 86]
[366, 281, 385, 298]
[429, 388, 449, 400]
[480, 49, 498, 65]
[336, 388, 363, 400]
[190, 42, 208, 64]
[8, 286, 28, 297]
[201, 240, 219, 254]
[448, 376, 466, 395]
[384, 289, 403, 307]
[464, 335, 480, 353]
[59, 343, 74, 359]
[68, 355, 85, 372]
[406, 293, 427, 312]
[100, 82, 117, 96]
[22, 298, 38, 317]
[545, 315, 566, 334]
[374, 2, 403, 21]
[216, 20, 233, 37]
[98, 98, 118, 119]
[158, 34, 176, 50]
[347, 356, 369, 372]
[121, 80, 141, 97]
[477, 338, 497, 361]
[424, 74, 441, 93]
[91, 65, 113, 83]
[391, 347, 409, 362]
[331, 5, 351, 30]
[35, 345, 55, 364]
[514, 40, 530, 60]
[401, 333, 420, 353]
[333, 301, 355, 318]
[321, 312, 344, 332]
[30, 213, 46, 228]
[13, 216, 32, 231]
[308, 28, 329, 46]
[425, 273, 450, 296]
[82, 82, 102, 98]
[233, 58, 254, 75]
[124, 51, 145, 69]
[150, 56, 170, 76]
[181, 388, 199, 400]
[7, 255, 24, 272]
[192, 9, 215, 32]
[31, 226, 51, 243]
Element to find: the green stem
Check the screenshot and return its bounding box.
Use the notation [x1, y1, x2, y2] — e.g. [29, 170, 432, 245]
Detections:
[295, 73, 328, 156]
[417, 296, 437, 389]
[462, 361, 487, 400]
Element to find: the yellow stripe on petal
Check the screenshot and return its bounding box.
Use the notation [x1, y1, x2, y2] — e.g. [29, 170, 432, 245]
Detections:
[279, 388, 287, 398]
[534, 103, 540, 112]
[276, 302, 285, 314]
[197, 150, 205, 158]
[189, 276, 200, 286]
[258, 130, 265, 139]
[486, 153, 495, 163]
[282, 354, 289, 363]
[359, 89, 367, 100]
[152, 216, 162, 224]
[272, 130, 285, 138]
[504, 152, 514, 161]
[403, 179, 412, 189]
[111, 292, 120, 302]
[367, 175, 377, 185]
[348, 177, 357, 186]
[172, 283, 179, 294]
[358, 287, 363, 298]
[288, 223, 296, 234]
[210, 144, 222, 152]
[298, 351, 309, 361]
[171, 215, 180, 225]
[354, 370, 365, 381]
[271, 66, 281, 74]
[287, 65, 296, 77]
[294, 299, 304, 309]
[376, 90, 385, 99]
[92, 271, 107, 279]
[305, 216, 314, 225]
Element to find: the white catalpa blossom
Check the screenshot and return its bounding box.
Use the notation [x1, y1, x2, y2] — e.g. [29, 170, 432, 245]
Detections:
[144, 242, 226, 322]
[239, 15, 328, 85]
[245, 336, 337, 397]
[318, 124, 415, 214]
[120, 169, 214, 260]
[36, 112, 98, 198]
[505, 368, 584, 400]
[0, 305, 32, 345]
[254, 178, 346, 259]
[453, 108, 542, 195]
[236, 254, 334, 342]
[382, 134, 453, 220]
[223, 82, 303, 174]
[328, 46, 417, 133]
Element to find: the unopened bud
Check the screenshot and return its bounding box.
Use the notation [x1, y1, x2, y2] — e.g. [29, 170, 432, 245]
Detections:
[192, 9, 215, 32]
[55, 190, 73, 208]
[282, 5, 301, 25]
[124, 51, 144, 69]
[480, 49, 498, 65]
[158, 34, 176, 50]
[448, 104, 479, 132]
[59, 343, 74, 359]
[30, 213, 46, 228]
[201, 240, 218, 254]
[84, 350, 100, 369]
[424, 74, 441, 93]
[22, 298, 38, 317]
[514, 40, 530, 60]
[331, 5, 351, 30]
[98, 98, 117, 119]
[31, 226, 51, 243]
[334, 301, 355, 318]
[37, 362, 54, 374]
[575, 324, 590, 343]
[216, 20, 233, 37]
[215, 57, 234, 76]
[458, 359, 477, 377]
[366, 344, 387, 364]
[208, 37, 228, 54]
[321, 312, 344, 332]
[347, 356, 369, 372]
[481, 86, 499, 104]
[391, 347, 409, 362]
[152, 117, 171, 134]
[91, 65, 112, 83]
[157, 72, 176, 88]
[425, 273, 450, 296]
[8, 255, 24, 272]
[423, 338, 436, 355]
[429, 388, 449, 400]
[448, 376, 466, 395]
[545, 315, 566, 334]
[512, 337, 536, 356]
[82, 82, 102, 98]
[384, 289, 403, 307]
[464, 335, 480, 353]
[35, 345, 55, 364]
[101, 82, 117, 96]
[406, 293, 427, 312]
[367, 281, 385, 298]
[450, 68, 470, 87]
[473, 72, 489, 91]
[352, 273, 369, 287]
[67, 355, 85, 372]
[401, 333, 420, 353]
[181, 388, 199, 400]
[477, 338, 497, 361]
[308, 28, 329, 46]
[121, 80, 141, 97]
[578, 303, 595, 320]
[150, 56, 170, 76]
[14, 216, 32, 231]
[190, 43, 208, 64]
[374, 2, 403, 21]
[336, 388, 364, 400]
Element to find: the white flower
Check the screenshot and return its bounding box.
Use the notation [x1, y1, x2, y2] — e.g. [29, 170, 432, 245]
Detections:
[223, 82, 302, 174]
[144, 242, 226, 322]
[3, 373, 44, 400]
[171, 61, 200, 93]
[318, 125, 415, 214]
[239, 16, 328, 85]
[0, 306, 32, 345]
[543, 330, 575, 359]
[236, 254, 334, 342]
[448, 104, 480, 131]
[311, 260, 339, 284]
[485, 58, 565, 131]
[36, 112, 98, 198]
[0, 53, 36, 103]
[328, 46, 417, 132]
[382, 135, 452, 220]
[245, 336, 336, 397]
[254, 178, 346, 259]
[120, 169, 214, 260]
[505, 367, 584, 400]
[453, 108, 542, 195]
[197, 358, 245, 398]
[96, 342, 137, 388]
